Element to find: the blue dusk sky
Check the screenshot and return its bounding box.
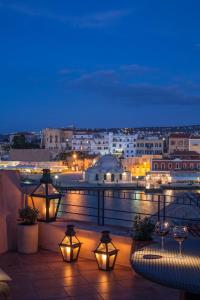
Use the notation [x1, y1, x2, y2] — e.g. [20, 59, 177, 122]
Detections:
[1, 0, 200, 132]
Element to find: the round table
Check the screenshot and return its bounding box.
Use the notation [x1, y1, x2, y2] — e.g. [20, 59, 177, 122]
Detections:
[131, 239, 200, 299]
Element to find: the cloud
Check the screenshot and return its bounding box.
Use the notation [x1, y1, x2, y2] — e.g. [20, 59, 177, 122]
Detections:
[66, 70, 200, 106]
[120, 64, 157, 73]
[0, 2, 130, 28]
[71, 10, 131, 28]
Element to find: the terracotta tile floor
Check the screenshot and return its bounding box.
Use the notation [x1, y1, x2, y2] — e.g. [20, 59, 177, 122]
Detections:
[0, 250, 179, 300]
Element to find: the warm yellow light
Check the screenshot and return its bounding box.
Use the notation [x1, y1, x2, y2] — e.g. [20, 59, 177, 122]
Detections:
[102, 254, 107, 263]
[73, 154, 77, 159]
[61, 246, 72, 261]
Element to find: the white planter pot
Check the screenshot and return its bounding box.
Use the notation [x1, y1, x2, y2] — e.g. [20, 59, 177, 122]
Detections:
[17, 224, 38, 254]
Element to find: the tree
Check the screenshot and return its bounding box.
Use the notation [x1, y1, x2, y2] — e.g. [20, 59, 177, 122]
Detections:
[12, 134, 40, 149]
[12, 134, 27, 149]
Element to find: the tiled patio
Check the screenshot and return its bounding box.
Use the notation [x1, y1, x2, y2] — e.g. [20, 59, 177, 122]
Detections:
[0, 250, 179, 300]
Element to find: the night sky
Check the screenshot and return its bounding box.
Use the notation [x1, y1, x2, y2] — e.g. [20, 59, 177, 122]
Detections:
[1, 0, 200, 132]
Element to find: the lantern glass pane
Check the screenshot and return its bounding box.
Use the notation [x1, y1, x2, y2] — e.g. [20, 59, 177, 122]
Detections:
[95, 253, 108, 270]
[62, 235, 80, 246]
[31, 197, 59, 220]
[109, 253, 116, 268]
[97, 242, 116, 253]
[34, 184, 46, 195]
[34, 183, 59, 196]
[48, 199, 58, 218]
[72, 246, 79, 260]
[47, 184, 59, 195]
[31, 196, 46, 219]
[60, 245, 72, 262]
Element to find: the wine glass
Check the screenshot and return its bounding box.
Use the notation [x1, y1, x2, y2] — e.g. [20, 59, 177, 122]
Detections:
[155, 221, 170, 251]
[173, 226, 188, 257]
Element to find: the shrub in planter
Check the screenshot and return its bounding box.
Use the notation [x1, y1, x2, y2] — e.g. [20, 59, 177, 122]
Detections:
[19, 206, 39, 225]
[17, 206, 39, 254]
[131, 215, 155, 255]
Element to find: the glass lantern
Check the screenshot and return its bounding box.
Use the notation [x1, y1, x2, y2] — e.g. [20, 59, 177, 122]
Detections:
[59, 225, 82, 262]
[94, 231, 119, 271]
[30, 169, 62, 222]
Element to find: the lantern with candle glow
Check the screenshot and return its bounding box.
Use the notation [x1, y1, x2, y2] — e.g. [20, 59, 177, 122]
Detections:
[94, 231, 119, 271]
[59, 225, 81, 262]
[30, 169, 62, 222]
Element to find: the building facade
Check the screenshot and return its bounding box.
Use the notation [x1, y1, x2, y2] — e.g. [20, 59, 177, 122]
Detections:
[72, 132, 138, 158]
[84, 154, 132, 183]
[109, 132, 137, 158]
[152, 158, 200, 171]
[41, 128, 73, 151]
[168, 133, 190, 154]
[189, 136, 200, 154]
[135, 137, 164, 156]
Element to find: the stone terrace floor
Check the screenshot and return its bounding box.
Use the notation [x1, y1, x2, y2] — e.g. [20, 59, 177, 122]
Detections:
[0, 250, 179, 300]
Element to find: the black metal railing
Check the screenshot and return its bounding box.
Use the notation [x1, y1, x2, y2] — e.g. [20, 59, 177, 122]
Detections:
[57, 187, 200, 227]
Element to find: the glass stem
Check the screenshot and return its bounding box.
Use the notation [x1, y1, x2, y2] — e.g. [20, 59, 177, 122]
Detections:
[179, 241, 182, 256]
[161, 236, 164, 251]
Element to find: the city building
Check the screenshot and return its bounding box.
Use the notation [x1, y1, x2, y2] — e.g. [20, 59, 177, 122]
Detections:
[122, 155, 161, 177]
[9, 149, 52, 162]
[135, 136, 164, 156]
[41, 128, 73, 151]
[189, 136, 200, 154]
[0, 142, 10, 160]
[72, 131, 137, 158]
[152, 154, 200, 171]
[109, 132, 137, 158]
[72, 133, 94, 153]
[84, 154, 132, 183]
[168, 133, 190, 154]
[146, 155, 200, 187]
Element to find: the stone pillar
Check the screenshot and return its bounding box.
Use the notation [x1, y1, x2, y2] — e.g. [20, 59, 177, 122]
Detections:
[0, 170, 23, 252]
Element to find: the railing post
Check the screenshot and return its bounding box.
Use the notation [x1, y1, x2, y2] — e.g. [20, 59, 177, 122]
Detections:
[157, 194, 160, 221]
[97, 190, 100, 226]
[102, 190, 105, 226]
[163, 195, 166, 221]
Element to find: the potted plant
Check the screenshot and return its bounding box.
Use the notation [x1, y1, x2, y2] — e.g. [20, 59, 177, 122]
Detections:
[17, 206, 39, 254]
[130, 215, 155, 256]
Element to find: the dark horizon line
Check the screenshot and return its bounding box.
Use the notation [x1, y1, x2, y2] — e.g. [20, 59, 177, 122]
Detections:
[2, 123, 200, 135]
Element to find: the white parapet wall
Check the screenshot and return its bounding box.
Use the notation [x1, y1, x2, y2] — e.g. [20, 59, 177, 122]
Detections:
[39, 221, 132, 267]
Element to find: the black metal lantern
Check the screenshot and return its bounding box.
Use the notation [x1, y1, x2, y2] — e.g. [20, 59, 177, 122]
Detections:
[30, 169, 62, 222]
[94, 231, 119, 271]
[59, 225, 81, 262]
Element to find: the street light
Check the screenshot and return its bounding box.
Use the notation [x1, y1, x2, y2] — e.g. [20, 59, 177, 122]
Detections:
[59, 225, 81, 262]
[136, 176, 139, 187]
[94, 231, 119, 271]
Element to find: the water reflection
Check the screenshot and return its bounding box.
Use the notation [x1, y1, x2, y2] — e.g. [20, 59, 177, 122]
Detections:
[60, 189, 184, 228]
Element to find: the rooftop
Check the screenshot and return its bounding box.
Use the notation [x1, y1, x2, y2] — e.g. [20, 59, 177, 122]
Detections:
[0, 250, 179, 300]
[169, 133, 191, 138]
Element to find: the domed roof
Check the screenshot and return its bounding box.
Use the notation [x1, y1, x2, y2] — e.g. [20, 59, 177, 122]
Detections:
[87, 154, 123, 173]
[95, 154, 121, 169]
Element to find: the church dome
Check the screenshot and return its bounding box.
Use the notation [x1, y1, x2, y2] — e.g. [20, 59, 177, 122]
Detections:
[94, 154, 123, 172]
[84, 154, 131, 183]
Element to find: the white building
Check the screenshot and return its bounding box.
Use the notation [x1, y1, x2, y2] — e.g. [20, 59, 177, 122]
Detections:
[84, 154, 132, 183]
[72, 133, 94, 153]
[71, 131, 138, 158]
[109, 132, 137, 157]
[90, 133, 110, 156]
